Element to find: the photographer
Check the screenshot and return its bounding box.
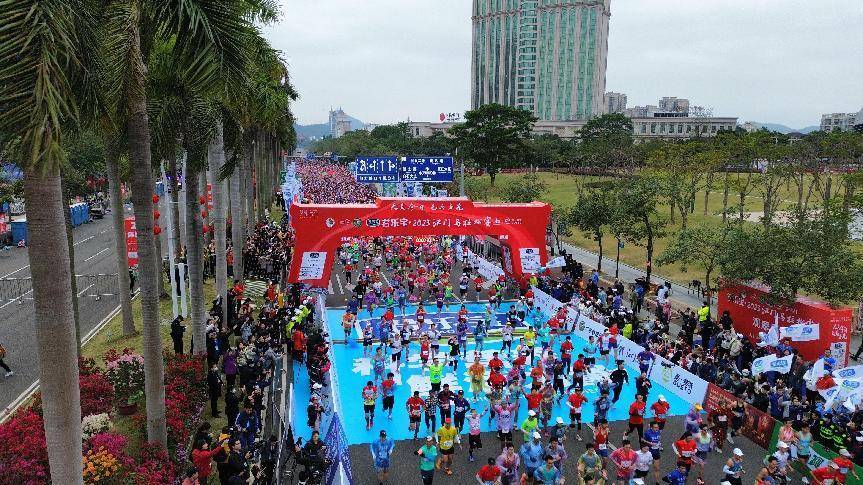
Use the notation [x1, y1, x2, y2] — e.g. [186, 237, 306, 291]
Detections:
[225, 438, 251, 484]
[296, 430, 329, 482]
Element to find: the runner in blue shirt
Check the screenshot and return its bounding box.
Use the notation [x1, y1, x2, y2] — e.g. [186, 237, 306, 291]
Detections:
[370, 430, 394, 483]
[533, 455, 563, 484]
[582, 336, 598, 370]
[663, 463, 689, 485]
[637, 348, 656, 374]
[644, 421, 663, 483]
[519, 433, 545, 479]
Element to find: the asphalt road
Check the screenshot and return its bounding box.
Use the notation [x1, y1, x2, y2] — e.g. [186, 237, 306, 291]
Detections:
[348, 415, 770, 485]
[0, 205, 134, 419]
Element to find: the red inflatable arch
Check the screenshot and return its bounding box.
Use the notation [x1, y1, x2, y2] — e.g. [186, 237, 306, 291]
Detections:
[287, 197, 551, 288]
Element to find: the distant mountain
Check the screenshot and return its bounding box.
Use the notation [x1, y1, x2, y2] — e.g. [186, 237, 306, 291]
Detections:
[749, 122, 820, 134]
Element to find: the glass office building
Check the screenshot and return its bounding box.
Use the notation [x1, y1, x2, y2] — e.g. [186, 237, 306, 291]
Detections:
[471, 0, 610, 121]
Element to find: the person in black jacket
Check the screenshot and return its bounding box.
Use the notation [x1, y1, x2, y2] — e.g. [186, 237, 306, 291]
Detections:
[225, 389, 239, 428]
[170, 316, 185, 355]
[207, 363, 222, 417]
[225, 438, 250, 484]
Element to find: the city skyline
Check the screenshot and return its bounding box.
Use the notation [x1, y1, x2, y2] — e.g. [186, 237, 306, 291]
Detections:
[265, 0, 863, 128]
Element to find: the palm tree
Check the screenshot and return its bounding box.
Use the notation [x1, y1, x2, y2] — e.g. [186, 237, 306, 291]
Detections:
[0, 1, 94, 481]
[210, 122, 229, 324]
[99, 0, 252, 445]
[105, 138, 136, 335]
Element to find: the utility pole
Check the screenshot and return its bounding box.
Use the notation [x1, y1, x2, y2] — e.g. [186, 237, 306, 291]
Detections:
[457, 147, 465, 197]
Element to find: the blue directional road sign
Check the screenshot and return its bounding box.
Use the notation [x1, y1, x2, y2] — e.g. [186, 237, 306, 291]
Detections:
[399, 156, 454, 182]
[355, 156, 399, 183]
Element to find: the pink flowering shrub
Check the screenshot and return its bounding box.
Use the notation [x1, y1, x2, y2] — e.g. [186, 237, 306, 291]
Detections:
[104, 348, 145, 404]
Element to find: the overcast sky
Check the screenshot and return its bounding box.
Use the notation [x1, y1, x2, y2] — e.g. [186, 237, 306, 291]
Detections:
[263, 0, 863, 129]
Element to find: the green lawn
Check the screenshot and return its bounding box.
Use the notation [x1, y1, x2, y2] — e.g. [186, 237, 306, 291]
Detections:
[468, 171, 852, 286]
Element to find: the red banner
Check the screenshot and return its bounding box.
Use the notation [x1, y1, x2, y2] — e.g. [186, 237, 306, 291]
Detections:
[717, 283, 854, 365]
[288, 197, 551, 288]
[0, 213, 7, 235]
[703, 383, 776, 448]
[124, 216, 138, 268]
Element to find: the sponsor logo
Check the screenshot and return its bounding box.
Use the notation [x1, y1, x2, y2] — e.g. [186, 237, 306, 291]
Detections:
[366, 218, 380, 228]
[770, 359, 788, 369]
[353, 218, 362, 228]
[838, 368, 856, 378]
[325, 218, 335, 228]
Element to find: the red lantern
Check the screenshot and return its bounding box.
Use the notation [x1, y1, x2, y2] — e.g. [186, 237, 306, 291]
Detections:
[202, 226, 209, 234]
[201, 210, 208, 219]
[153, 225, 162, 235]
[199, 196, 206, 205]
[152, 194, 160, 204]
[153, 210, 160, 220]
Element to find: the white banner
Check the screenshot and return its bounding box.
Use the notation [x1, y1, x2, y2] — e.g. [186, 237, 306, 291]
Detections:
[531, 286, 564, 319]
[474, 252, 505, 282]
[649, 356, 711, 406]
[299, 251, 327, 280]
[780, 323, 820, 342]
[769, 354, 795, 374]
[519, 247, 541, 273]
[546, 256, 566, 268]
[833, 365, 863, 380]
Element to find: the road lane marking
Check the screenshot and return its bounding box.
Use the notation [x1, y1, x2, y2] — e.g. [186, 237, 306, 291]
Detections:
[84, 248, 109, 262]
[73, 235, 95, 247]
[1, 265, 29, 279]
[334, 273, 344, 295]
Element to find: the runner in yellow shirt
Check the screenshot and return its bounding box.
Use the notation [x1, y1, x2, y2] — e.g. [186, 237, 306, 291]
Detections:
[436, 418, 458, 475]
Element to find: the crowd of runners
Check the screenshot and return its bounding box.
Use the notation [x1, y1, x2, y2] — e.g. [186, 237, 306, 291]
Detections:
[279, 161, 862, 485]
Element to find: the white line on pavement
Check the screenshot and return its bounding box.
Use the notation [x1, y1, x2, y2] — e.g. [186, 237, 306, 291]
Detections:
[76, 284, 94, 297]
[334, 273, 344, 295]
[0, 296, 129, 423]
[84, 247, 109, 262]
[0, 265, 29, 279]
[73, 235, 95, 247]
[0, 289, 32, 310]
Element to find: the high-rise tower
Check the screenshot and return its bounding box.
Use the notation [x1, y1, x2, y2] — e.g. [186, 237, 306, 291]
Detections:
[471, 0, 610, 121]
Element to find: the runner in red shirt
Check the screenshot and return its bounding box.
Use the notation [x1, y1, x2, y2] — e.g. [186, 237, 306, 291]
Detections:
[487, 369, 506, 390]
[834, 450, 859, 483]
[673, 435, 697, 473]
[651, 395, 671, 429]
[610, 440, 638, 483]
[405, 391, 425, 440]
[594, 420, 610, 466]
[811, 462, 839, 485]
[566, 389, 587, 440]
[626, 394, 647, 442]
[524, 387, 543, 412]
[488, 353, 504, 373]
[475, 458, 501, 484]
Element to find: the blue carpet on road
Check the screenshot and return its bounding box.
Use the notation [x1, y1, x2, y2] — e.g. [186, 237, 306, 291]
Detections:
[291, 303, 692, 445]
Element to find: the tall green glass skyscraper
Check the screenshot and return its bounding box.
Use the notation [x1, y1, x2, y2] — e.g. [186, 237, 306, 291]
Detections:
[471, 0, 610, 121]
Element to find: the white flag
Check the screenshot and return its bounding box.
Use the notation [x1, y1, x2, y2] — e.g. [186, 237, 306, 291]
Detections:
[804, 358, 827, 385]
[780, 323, 820, 342]
[752, 354, 776, 375]
[546, 256, 567, 268]
[769, 354, 795, 374]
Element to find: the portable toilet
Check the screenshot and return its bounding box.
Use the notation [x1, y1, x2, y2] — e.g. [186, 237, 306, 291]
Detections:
[11, 219, 27, 245]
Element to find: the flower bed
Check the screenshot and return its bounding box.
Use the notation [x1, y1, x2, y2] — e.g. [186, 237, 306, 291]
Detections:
[0, 350, 207, 483]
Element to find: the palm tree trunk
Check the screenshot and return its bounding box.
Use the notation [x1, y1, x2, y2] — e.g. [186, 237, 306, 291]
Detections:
[230, 163, 245, 283]
[23, 168, 83, 485]
[127, 13, 167, 446]
[185, 168, 207, 352]
[210, 122, 229, 325]
[60, 181, 82, 353]
[244, 141, 255, 234]
[168, 152, 182, 259]
[106, 145, 136, 336]
[201, 170, 211, 247]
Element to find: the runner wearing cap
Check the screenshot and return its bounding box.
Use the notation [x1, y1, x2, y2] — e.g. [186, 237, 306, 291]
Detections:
[519, 432, 544, 485]
[436, 418, 458, 475]
[810, 462, 839, 485]
[370, 430, 394, 484]
[834, 448, 859, 483]
[415, 436, 438, 485]
[722, 448, 745, 485]
[521, 410, 540, 442]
